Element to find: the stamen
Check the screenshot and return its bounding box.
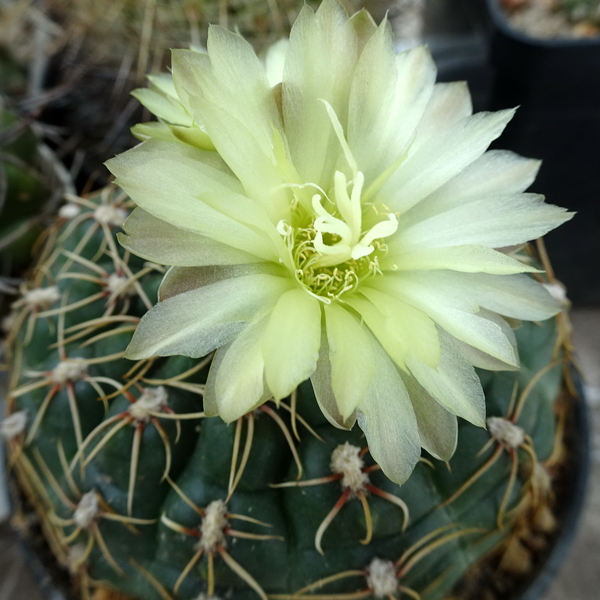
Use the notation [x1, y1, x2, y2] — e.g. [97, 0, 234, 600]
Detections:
[278, 167, 395, 301]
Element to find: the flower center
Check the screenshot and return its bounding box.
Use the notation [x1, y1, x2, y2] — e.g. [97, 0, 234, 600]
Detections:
[279, 171, 398, 303]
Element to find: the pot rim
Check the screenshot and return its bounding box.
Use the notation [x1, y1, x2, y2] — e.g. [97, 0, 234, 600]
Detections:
[485, 0, 600, 49]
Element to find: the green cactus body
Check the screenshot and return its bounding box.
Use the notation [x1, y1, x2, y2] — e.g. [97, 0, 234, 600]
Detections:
[3, 188, 572, 600]
[0, 105, 70, 309]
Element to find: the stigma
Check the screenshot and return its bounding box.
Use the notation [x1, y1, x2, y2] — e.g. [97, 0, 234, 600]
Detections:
[310, 171, 397, 268]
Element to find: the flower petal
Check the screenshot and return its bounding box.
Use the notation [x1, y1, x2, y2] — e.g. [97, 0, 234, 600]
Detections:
[213, 317, 271, 422]
[459, 307, 519, 371]
[171, 35, 289, 220]
[157, 264, 284, 302]
[119, 208, 264, 267]
[282, 0, 360, 185]
[264, 38, 288, 87]
[382, 109, 515, 215]
[125, 273, 292, 359]
[311, 330, 357, 430]
[348, 37, 436, 185]
[355, 341, 421, 484]
[400, 371, 458, 461]
[131, 88, 193, 126]
[401, 150, 541, 229]
[106, 140, 284, 262]
[384, 244, 539, 275]
[427, 271, 561, 321]
[374, 273, 518, 366]
[413, 81, 473, 139]
[323, 302, 375, 420]
[346, 287, 440, 370]
[396, 193, 574, 250]
[131, 122, 180, 143]
[262, 289, 322, 401]
[407, 332, 486, 427]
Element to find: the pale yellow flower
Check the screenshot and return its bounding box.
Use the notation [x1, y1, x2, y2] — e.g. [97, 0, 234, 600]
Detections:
[106, 0, 572, 483]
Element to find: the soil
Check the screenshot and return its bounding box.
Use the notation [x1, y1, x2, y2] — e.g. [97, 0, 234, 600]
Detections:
[498, 0, 600, 38]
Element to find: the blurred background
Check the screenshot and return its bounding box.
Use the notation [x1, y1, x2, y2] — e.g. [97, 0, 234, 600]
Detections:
[1, 0, 599, 598]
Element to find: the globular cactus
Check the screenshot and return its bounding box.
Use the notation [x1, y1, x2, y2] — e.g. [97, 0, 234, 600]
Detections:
[2, 186, 575, 600]
[0, 102, 72, 312]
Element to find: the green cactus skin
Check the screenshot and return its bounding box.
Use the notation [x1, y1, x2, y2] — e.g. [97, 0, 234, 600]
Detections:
[3, 187, 573, 600]
[0, 105, 70, 310]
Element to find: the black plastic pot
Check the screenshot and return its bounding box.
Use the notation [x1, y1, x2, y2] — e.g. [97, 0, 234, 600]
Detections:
[483, 0, 600, 306]
[519, 375, 590, 600]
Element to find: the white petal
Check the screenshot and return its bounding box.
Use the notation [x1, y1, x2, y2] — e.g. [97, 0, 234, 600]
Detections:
[348, 38, 436, 185]
[384, 245, 539, 275]
[131, 122, 180, 143]
[147, 73, 179, 98]
[106, 140, 284, 263]
[450, 337, 520, 371]
[355, 341, 421, 484]
[131, 88, 192, 126]
[345, 288, 440, 370]
[125, 273, 292, 359]
[396, 193, 573, 250]
[381, 109, 515, 215]
[401, 150, 541, 229]
[169, 125, 215, 151]
[412, 81, 473, 139]
[203, 343, 226, 417]
[323, 302, 375, 420]
[171, 43, 289, 221]
[282, 0, 359, 185]
[374, 273, 518, 366]
[427, 271, 561, 321]
[119, 209, 264, 267]
[214, 317, 271, 422]
[407, 332, 486, 427]
[400, 371, 458, 461]
[262, 289, 322, 401]
[157, 264, 284, 302]
[311, 330, 357, 430]
[264, 38, 288, 87]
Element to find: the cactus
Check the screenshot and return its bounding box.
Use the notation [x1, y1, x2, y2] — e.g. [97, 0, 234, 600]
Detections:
[0, 102, 72, 313]
[2, 185, 576, 600]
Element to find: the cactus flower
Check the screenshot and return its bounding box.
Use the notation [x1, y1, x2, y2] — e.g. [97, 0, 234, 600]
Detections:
[106, 0, 572, 484]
